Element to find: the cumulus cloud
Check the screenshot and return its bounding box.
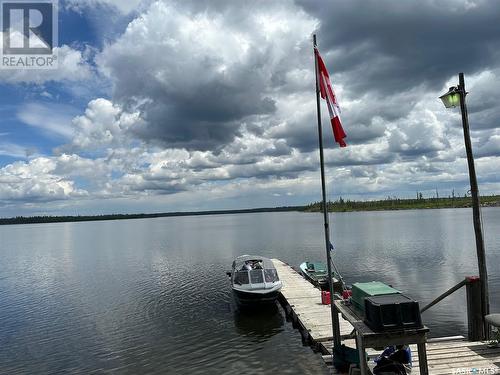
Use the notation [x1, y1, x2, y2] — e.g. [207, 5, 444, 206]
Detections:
[59, 98, 143, 151]
[0, 45, 93, 84]
[97, 0, 317, 151]
[388, 107, 449, 158]
[0, 157, 88, 203]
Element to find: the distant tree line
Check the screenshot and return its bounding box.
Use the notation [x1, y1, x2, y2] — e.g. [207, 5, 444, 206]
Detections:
[304, 194, 500, 213]
[0, 206, 304, 225]
[1, 194, 499, 225]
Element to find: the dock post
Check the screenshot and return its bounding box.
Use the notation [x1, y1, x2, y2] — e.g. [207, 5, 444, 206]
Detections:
[466, 276, 484, 341]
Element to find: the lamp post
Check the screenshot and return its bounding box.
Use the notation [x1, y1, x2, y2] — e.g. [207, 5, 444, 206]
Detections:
[439, 72, 490, 339]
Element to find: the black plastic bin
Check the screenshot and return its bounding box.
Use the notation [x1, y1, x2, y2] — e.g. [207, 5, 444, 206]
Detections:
[364, 293, 423, 332]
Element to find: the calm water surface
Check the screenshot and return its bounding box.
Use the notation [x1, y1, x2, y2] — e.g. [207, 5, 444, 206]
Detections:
[0, 208, 499, 374]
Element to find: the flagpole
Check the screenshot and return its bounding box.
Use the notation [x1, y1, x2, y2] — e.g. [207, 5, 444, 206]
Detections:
[313, 34, 341, 351]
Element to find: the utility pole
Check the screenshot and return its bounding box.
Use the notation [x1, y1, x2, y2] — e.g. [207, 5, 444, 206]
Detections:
[457, 72, 490, 339]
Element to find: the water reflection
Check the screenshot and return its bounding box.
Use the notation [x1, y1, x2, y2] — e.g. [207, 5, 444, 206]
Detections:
[232, 303, 284, 340]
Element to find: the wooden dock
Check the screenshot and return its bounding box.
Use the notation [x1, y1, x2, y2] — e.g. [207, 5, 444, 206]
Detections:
[271, 258, 354, 349]
[272, 259, 500, 374]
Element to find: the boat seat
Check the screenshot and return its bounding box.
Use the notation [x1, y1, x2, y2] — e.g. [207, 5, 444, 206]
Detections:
[485, 314, 500, 328]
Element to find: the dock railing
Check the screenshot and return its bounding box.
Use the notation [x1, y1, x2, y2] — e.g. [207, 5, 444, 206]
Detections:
[420, 276, 485, 341]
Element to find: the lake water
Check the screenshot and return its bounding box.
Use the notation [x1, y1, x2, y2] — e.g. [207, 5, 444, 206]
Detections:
[0, 208, 499, 374]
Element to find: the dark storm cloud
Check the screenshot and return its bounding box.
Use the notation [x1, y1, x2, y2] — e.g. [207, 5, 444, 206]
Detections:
[298, 0, 500, 95]
[274, 117, 318, 152]
[281, 116, 385, 151]
[129, 181, 188, 194]
[475, 132, 500, 158]
[466, 70, 500, 130]
[98, 0, 315, 152]
[468, 107, 500, 131]
[107, 54, 276, 151]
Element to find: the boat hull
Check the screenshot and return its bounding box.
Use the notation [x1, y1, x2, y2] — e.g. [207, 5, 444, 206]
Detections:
[301, 270, 329, 290]
[232, 289, 280, 306]
[299, 262, 343, 293]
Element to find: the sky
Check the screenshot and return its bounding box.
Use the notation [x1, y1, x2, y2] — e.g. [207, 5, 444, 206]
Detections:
[1, 0, 500, 217]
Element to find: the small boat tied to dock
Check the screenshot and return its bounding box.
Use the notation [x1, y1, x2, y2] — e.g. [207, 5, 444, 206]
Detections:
[299, 261, 343, 293]
[228, 255, 282, 306]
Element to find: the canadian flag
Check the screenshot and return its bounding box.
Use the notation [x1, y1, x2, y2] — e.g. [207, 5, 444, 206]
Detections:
[315, 48, 347, 147]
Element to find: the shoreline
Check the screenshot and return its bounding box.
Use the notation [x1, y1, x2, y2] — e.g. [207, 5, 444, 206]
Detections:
[1, 195, 499, 226]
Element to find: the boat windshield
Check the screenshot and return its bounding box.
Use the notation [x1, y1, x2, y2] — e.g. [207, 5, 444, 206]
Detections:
[234, 271, 249, 285]
[250, 269, 264, 284]
[264, 269, 279, 282]
[235, 267, 279, 285]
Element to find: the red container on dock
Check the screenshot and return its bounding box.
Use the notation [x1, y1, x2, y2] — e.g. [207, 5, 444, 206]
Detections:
[321, 291, 331, 305]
